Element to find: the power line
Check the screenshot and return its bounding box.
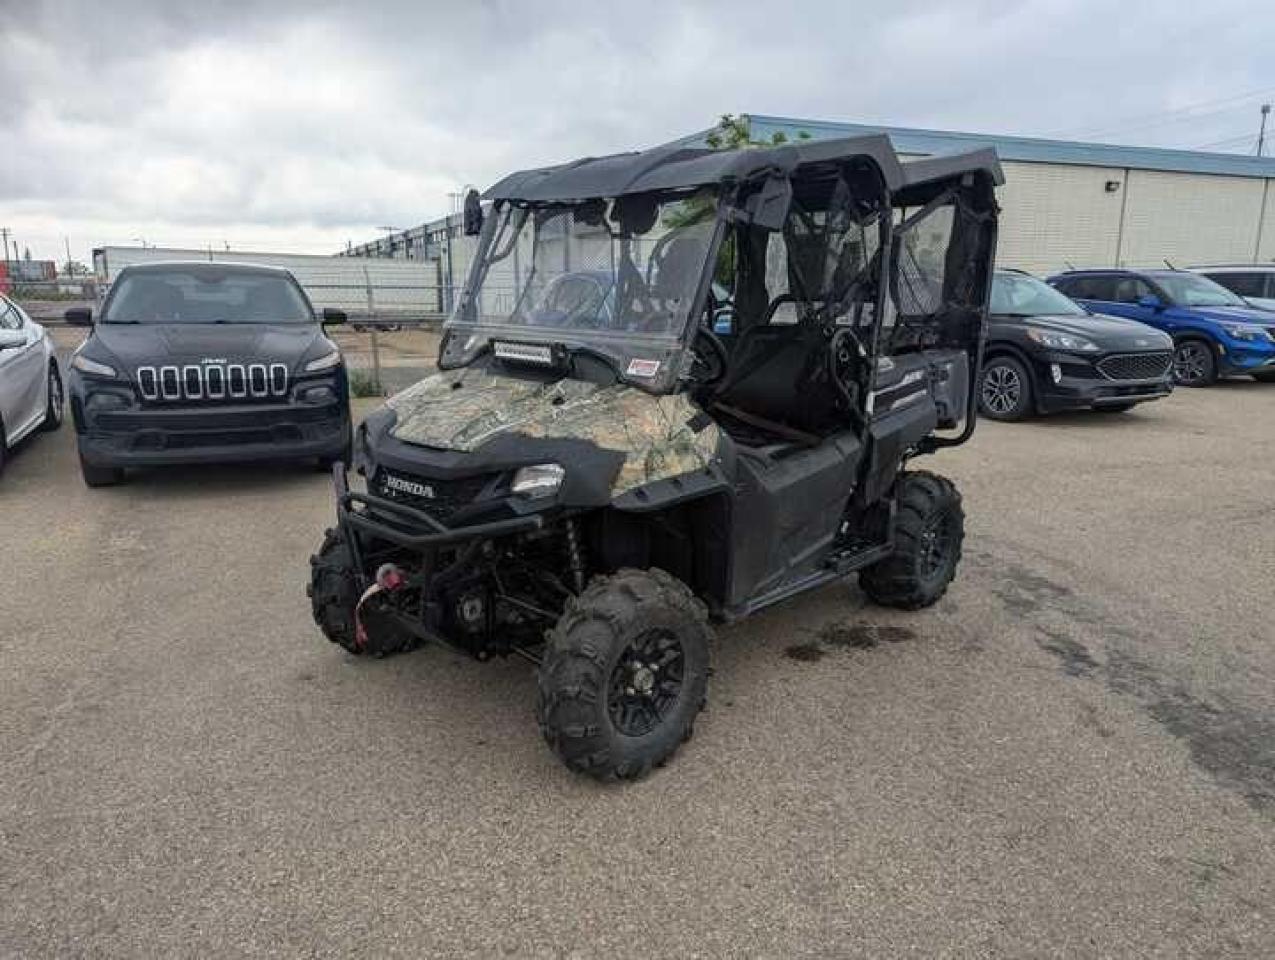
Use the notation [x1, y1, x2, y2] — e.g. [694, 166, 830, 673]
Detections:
[1045, 85, 1275, 140]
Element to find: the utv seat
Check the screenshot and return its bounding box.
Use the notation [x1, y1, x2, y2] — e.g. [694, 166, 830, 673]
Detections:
[713, 318, 843, 446]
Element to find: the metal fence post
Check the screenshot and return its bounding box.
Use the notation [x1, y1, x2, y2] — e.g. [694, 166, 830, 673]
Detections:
[362, 264, 382, 394]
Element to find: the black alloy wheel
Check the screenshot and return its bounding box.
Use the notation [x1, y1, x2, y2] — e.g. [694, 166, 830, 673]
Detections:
[1173, 340, 1217, 387]
[979, 356, 1032, 421]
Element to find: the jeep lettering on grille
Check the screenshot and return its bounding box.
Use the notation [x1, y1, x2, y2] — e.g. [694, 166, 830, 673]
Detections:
[136, 362, 289, 401]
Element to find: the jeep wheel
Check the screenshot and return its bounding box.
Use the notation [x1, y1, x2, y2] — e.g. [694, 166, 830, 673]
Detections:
[79, 455, 123, 487]
[1173, 339, 1217, 387]
[860, 471, 964, 610]
[979, 356, 1032, 421]
[537, 568, 711, 781]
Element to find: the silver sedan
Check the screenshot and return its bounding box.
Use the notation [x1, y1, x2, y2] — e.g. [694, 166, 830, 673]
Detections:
[0, 294, 63, 476]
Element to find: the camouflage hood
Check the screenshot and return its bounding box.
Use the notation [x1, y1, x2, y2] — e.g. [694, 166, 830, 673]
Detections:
[386, 365, 721, 495]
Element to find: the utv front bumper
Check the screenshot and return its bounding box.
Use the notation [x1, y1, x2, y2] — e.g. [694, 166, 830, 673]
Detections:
[333, 466, 543, 554]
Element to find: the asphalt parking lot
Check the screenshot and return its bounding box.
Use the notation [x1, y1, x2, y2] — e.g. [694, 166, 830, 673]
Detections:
[2, 378, 1274, 956]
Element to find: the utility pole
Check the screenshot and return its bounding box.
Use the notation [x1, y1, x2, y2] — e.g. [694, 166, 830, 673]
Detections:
[64, 236, 72, 273]
[1260, 104, 1271, 158]
[0, 226, 10, 264]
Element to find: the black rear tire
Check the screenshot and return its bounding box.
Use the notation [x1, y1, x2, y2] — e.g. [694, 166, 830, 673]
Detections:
[80, 456, 123, 487]
[0, 419, 7, 478]
[979, 356, 1033, 421]
[41, 364, 64, 432]
[537, 568, 711, 781]
[860, 471, 964, 610]
[1173, 338, 1218, 387]
[1251, 370, 1275, 383]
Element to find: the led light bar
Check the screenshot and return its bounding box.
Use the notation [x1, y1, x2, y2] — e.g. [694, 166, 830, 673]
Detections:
[492, 340, 554, 365]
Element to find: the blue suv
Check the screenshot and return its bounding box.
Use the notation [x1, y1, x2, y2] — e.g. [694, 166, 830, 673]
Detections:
[1048, 269, 1275, 386]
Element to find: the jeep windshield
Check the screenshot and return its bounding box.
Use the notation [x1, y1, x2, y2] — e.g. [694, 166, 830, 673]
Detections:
[448, 190, 719, 362]
[101, 267, 314, 324]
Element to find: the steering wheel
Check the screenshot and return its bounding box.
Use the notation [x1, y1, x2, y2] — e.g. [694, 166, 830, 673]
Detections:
[691, 327, 729, 388]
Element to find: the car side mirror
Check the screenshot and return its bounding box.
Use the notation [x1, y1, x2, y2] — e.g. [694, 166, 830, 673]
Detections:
[0, 328, 26, 350]
[1137, 295, 1163, 310]
[64, 306, 93, 326]
[712, 305, 735, 335]
[321, 308, 347, 325]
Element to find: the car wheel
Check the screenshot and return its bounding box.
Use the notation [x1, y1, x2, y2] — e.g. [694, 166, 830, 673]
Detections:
[1093, 403, 1137, 413]
[41, 363, 64, 432]
[860, 471, 965, 610]
[979, 356, 1033, 421]
[1173, 339, 1217, 387]
[537, 568, 711, 781]
[79, 455, 123, 487]
[1251, 370, 1275, 383]
[0, 419, 7, 478]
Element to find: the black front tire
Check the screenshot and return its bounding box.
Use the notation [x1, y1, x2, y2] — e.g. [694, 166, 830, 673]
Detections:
[1173, 339, 1218, 387]
[860, 471, 964, 610]
[1093, 402, 1137, 413]
[80, 456, 123, 487]
[537, 568, 711, 781]
[307, 527, 363, 653]
[1251, 370, 1275, 384]
[979, 356, 1033, 421]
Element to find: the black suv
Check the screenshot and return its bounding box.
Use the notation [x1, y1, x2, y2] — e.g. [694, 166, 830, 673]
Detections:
[66, 262, 351, 486]
[979, 270, 1173, 420]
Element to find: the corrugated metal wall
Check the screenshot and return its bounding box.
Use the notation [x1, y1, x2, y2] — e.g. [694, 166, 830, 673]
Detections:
[993, 162, 1275, 275]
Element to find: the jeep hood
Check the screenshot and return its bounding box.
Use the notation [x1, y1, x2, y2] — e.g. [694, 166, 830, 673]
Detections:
[385, 365, 721, 495]
[91, 322, 324, 368]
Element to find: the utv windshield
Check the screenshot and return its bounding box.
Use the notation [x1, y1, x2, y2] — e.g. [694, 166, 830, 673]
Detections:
[454, 190, 718, 342]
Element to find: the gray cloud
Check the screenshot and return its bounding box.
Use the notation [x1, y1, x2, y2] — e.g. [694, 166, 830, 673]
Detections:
[2, 0, 1273, 260]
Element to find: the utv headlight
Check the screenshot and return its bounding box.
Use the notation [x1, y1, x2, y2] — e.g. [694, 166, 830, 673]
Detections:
[1220, 322, 1268, 342]
[304, 348, 343, 373]
[511, 463, 565, 497]
[70, 353, 118, 378]
[1025, 328, 1100, 352]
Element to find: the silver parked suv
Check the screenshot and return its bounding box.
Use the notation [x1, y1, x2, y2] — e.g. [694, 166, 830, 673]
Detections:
[1191, 265, 1275, 312]
[0, 293, 63, 477]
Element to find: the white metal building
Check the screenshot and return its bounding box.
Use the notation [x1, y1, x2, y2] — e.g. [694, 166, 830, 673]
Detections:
[347, 113, 1275, 280]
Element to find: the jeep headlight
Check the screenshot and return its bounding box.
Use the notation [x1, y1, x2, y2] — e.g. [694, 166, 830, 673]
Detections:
[511, 463, 565, 497]
[304, 348, 342, 372]
[1025, 328, 1100, 352]
[70, 352, 118, 378]
[1220, 322, 1268, 342]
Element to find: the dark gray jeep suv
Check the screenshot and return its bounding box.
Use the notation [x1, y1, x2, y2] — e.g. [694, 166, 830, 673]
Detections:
[66, 262, 351, 486]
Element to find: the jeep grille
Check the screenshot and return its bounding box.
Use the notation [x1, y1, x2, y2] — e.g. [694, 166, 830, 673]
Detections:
[136, 363, 289, 402]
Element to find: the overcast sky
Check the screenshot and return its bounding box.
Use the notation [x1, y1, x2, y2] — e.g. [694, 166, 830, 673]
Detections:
[2, 0, 1273, 264]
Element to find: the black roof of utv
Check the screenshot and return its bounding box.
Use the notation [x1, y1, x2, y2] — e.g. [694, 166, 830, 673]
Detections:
[484, 135, 1003, 203]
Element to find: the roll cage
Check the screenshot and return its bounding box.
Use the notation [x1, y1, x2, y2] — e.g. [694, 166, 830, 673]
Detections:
[440, 136, 1002, 443]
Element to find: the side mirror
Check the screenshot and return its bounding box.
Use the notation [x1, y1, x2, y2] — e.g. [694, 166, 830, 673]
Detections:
[0, 328, 26, 350]
[64, 306, 93, 326]
[463, 189, 484, 237]
[321, 308, 347, 325]
[1136, 295, 1163, 311]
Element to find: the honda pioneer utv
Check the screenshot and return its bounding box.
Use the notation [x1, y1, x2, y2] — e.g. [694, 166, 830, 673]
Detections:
[308, 135, 1001, 780]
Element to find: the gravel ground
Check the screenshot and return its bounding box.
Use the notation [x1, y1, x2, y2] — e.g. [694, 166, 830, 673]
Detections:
[1, 378, 1273, 957]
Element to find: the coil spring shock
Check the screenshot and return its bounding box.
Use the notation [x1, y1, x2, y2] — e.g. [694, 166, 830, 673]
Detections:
[563, 518, 587, 593]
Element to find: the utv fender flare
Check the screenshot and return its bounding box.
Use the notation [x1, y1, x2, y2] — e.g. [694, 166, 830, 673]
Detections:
[610, 466, 732, 513]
